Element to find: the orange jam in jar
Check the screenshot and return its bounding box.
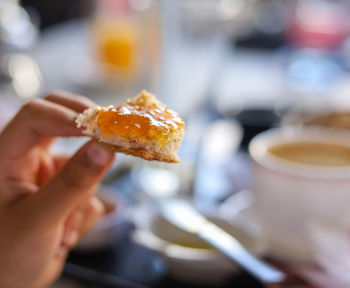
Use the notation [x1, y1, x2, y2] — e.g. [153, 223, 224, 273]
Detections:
[96, 95, 185, 146]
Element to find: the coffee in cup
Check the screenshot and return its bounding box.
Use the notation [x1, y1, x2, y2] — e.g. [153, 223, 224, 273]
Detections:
[268, 142, 350, 167]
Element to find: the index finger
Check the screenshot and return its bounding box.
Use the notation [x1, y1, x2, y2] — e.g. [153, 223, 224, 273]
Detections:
[44, 91, 95, 113]
[0, 98, 83, 158]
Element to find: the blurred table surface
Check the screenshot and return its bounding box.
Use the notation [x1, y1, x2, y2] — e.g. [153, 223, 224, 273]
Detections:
[1, 19, 293, 114]
[3, 19, 350, 120]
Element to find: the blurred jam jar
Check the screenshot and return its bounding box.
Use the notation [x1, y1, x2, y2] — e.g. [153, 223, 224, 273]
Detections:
[90, 0, 160, 84]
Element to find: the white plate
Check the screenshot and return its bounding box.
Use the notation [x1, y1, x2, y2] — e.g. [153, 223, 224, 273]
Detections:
[131, 203, 267, 286]
[219, 190, 316, 263]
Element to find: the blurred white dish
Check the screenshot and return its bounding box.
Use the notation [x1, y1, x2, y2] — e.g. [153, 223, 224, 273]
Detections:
[76, 186, 125, 251]
[219, 190, 316, 263]
[131, 203, 267, 285]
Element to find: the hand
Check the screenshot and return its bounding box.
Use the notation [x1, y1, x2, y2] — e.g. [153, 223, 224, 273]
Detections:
[0, 92, 115, 288]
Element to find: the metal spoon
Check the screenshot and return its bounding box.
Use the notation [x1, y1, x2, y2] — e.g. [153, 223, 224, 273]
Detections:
[158, 199, 309, 287]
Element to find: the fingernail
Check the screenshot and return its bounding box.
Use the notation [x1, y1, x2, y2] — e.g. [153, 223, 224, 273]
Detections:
[87, 142, 113, 166]
[65, 230, 79, 246]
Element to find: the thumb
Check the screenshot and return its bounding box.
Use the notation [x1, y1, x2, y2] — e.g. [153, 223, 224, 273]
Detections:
[26, 141, 115, 222]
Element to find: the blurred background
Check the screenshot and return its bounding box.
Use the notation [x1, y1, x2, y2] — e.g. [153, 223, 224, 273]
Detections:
[1, 0, 350, 287]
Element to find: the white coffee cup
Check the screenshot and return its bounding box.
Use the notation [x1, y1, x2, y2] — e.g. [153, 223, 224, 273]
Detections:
[249, 126, 350, 262]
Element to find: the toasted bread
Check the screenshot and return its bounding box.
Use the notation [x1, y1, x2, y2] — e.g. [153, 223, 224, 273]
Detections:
[76, 91, 185, 162]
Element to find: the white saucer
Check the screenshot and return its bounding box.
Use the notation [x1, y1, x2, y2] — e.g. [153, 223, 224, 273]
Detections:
[219, 190, 316, 263]
[131, 203, 267, 286]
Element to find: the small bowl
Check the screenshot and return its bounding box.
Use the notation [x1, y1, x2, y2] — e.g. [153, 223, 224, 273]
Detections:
[76, 186, 125, 251]
[131, 204, 266, 285]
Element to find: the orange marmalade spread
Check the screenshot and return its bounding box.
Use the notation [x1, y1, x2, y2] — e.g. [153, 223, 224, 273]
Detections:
[96, 92, 185, 146]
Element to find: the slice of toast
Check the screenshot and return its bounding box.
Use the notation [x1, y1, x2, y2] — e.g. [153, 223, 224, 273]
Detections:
[76, 91, 185, 162]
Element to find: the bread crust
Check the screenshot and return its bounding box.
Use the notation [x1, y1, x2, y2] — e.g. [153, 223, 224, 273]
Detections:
[92, 137, 180, 163]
